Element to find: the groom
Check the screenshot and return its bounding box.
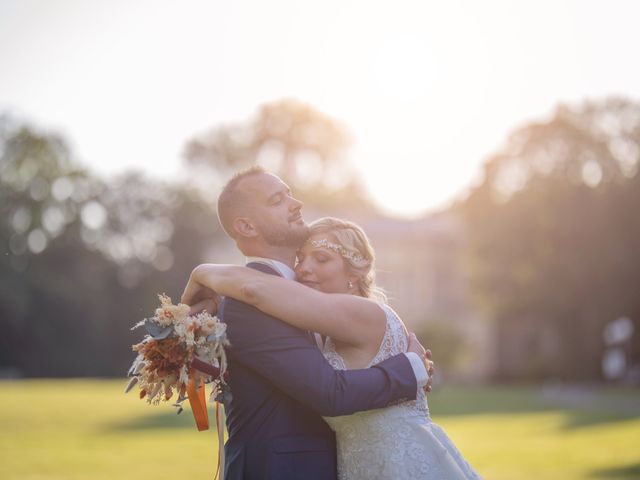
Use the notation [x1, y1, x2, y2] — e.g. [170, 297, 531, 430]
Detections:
[193, 167, 431, 480]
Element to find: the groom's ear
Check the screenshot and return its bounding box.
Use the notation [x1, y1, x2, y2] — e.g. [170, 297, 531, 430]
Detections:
[233, 217, 258, 238]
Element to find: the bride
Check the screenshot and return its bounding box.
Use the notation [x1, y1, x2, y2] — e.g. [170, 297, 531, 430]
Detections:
[182, 216, 481, 479]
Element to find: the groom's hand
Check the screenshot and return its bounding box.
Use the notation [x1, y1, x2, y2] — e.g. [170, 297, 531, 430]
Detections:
[424, 349, 434, 392]
[408, 333, 435, 393]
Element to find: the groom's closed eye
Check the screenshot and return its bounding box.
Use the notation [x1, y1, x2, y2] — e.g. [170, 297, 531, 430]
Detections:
[269, 194, 283, 205]
[270, 191, 292, 205]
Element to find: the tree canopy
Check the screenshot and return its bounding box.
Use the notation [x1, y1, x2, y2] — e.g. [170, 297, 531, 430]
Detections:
[183, 98, 372, 209]
[459, 97, 640, 380]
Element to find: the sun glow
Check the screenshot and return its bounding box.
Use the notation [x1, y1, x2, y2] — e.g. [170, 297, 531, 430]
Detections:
[1, 0, 640, 217]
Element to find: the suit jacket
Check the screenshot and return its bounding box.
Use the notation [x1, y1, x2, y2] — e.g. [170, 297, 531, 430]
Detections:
[221, 262, 418, 480]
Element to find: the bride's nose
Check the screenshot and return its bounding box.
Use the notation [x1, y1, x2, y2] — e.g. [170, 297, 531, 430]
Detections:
[295, 259, 313, 276]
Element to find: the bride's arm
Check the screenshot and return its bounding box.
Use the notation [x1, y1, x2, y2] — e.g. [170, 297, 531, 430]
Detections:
[181, 264, 386, 347]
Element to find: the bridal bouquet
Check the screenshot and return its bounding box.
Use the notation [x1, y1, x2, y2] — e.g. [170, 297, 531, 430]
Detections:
[125, 294, 229, 417]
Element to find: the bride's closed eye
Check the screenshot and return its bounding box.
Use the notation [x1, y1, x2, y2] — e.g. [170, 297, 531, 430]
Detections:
[313, 252, 330, 263]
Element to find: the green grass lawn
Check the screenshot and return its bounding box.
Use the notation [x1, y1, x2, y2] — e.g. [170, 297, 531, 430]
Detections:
[1, 380, 639, 479]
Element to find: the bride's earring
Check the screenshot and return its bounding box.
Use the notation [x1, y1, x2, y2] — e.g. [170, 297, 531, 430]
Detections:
[348, 280, 354, 289]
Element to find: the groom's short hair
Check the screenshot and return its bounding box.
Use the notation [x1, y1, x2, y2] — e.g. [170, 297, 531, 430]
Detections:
[217, 165, 267, 238]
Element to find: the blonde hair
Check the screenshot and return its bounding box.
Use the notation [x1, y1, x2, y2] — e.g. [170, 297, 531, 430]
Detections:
[308, 217, 386, 301]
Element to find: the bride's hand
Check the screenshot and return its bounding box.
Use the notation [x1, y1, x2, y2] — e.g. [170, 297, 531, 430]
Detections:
[181, 265, 221, 315]
[187, 296, 220, 316]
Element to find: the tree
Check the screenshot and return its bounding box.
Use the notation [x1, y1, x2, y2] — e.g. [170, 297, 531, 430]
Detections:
[183, 98, 373, 210]
[0, 117, 227, 376]
[0, 117, 110, 374]
[459, 97, 640, 381]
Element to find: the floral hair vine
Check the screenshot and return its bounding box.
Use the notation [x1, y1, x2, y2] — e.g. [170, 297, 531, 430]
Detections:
[308, 238, 370, 267]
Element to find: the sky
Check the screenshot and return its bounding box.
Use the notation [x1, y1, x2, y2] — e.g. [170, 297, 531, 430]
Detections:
[1, 0, 639, 217]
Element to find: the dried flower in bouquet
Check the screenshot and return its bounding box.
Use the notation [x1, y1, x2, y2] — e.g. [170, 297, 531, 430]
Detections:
[125, 294, 229, 412]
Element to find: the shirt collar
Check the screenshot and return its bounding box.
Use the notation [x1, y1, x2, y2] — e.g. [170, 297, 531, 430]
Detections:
[246, 257, 296, 280]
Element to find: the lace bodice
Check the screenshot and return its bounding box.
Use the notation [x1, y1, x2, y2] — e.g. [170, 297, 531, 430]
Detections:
[321, 303, 481, 480]
[323, 303, 429, 419]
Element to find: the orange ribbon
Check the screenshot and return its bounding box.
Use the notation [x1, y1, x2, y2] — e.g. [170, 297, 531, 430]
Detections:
[187, 374, 226, 478]
[215, 402, 226, 478]
[187, 376, 209, 431]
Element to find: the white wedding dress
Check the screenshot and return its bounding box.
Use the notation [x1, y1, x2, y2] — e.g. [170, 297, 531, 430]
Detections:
[322, 303, 482, 479]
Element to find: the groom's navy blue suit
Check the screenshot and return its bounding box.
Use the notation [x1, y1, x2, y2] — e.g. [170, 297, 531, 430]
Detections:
[220, 262, 418, 480]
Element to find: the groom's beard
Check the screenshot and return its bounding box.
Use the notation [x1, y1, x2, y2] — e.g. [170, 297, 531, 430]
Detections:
[257, 221, 310, 248]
